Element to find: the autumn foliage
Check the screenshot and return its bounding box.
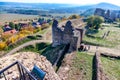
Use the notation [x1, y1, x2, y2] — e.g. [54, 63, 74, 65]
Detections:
[0, 42, 7, 50]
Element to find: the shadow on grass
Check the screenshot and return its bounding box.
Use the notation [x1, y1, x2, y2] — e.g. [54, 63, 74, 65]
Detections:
[86, 29, 99, 35]
[41, 44, 65, 65]
[83, 40, 104, 47]
[114, 25, 120, 28]
[86, 35, 102, 40]
[92, 55, 97, 80]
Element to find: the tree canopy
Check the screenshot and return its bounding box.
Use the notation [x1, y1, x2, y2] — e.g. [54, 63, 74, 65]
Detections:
[86, 16, 104, 30]
[9, 22, 15, 29]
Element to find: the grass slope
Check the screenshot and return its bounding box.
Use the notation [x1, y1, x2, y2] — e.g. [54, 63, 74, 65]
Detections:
[68, 52, 93, 80]
[101, 57, 120, 80]
[83, 24, 120, 49]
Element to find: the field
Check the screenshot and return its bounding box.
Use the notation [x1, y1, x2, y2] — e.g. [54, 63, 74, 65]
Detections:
[68, 52, 93, 80]
[101, 57, 120, 80]
[67, 52, 120, 80]
[0, 13, 39, 25]
[83, 24, 120, 49]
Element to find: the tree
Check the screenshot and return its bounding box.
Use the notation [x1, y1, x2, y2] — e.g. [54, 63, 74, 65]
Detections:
[38, 18, 45, 24]
[9, 22, 15, 29]
[86, 16, 104, 30]
[15, 24, 20, 31]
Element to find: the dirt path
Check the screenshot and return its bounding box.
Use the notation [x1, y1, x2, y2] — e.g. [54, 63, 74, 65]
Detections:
[87, 45, 120, 57]
[5, 40, 51, 56]
[4, 27, 52, 56]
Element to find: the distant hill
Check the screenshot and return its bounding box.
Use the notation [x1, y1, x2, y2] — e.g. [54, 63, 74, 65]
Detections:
[80, 8, 95, 17]
[0, 2, 77, 10]
[80, 3, 120, 17]
[72, 2, 120, 11]
[50, 2, 120, 14]
[0, 2, 120, 10]
[92, 2, 120, 10]
[0, 2, 120, 14]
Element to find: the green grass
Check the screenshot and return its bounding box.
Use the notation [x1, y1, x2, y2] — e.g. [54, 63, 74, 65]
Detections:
[5, 27, 49, 52]
[101, 57, 120, 80]
[5, 36, 38, 52]
[39, 29, 48, 34]
[21, 42, 51, 53]
[83, 25, 120, 49]
[67, 52, 120, 80]
[67, 52, 93, 80]
[20, 42, 65, 65]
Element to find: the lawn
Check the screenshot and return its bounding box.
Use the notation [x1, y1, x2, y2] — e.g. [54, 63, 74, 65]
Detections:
[67, 51, 120, 80]
[101, 57, 120, 80]
[83, 24, 120, 49]
[67, 52, 93, 80]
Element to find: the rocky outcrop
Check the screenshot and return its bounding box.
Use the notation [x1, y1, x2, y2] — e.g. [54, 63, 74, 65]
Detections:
[0, 52, 61, 80]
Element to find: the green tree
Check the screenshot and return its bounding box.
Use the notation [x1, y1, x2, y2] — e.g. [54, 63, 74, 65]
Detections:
[9, 22, 15, 29]
[15, 24, 20, 31]
[86, 16, 104, 30]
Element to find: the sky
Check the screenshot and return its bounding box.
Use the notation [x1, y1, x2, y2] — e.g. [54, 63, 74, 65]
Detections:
[0, 0, 120, 6]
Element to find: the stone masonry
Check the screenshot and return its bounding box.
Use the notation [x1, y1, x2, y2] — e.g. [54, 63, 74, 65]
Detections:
[94, 8, 120, 21]
[52, 19, 84, 52]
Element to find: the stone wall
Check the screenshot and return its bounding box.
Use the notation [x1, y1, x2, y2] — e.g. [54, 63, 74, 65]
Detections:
[0, 52, 61, 80]
[94, 8, 120, 21]
[52, 19, 84, 52]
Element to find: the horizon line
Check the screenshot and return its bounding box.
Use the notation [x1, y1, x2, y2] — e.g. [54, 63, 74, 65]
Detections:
[0, 1, 118, 6]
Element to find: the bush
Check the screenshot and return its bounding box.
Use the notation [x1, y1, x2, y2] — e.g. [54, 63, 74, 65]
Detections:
[9, 35, 19, 43]
[68, 15, 80, 19]
[1, 33, 13, 41]
[41, 23, 49, 30]
[19, 30, 32, 35]
[9, 22, 15, 29]
[0, 42, 7, 50]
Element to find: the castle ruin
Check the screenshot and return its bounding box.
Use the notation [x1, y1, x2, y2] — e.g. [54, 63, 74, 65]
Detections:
[94, 8, 120, 21]
[52, 19, 84, 52]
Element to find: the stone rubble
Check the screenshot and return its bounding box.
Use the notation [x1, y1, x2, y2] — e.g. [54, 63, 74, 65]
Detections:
[0, 52, 61, 80]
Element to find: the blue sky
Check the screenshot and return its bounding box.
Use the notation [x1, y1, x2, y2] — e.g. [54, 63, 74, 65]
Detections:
[1, 0, 120, 6]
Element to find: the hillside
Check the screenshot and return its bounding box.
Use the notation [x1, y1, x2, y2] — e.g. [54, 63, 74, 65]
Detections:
[0, 2, 120, 14]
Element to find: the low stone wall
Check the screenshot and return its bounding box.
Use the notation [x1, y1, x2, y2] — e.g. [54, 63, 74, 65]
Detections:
[94, 52, 109, 80]
[57, 52, 76, 80]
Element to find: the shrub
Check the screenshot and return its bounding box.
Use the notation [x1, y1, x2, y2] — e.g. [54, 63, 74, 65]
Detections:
[41, 23, 49, 30]
[0, 42, 7, 50]
[68, 15, 80, 19]
[1, 33, 13, 41]
[19, 30, 32, 35]
[9, 35, 19, 43]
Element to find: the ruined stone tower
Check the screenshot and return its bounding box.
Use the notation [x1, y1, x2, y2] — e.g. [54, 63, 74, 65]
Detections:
[52, 19, 84, 52]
